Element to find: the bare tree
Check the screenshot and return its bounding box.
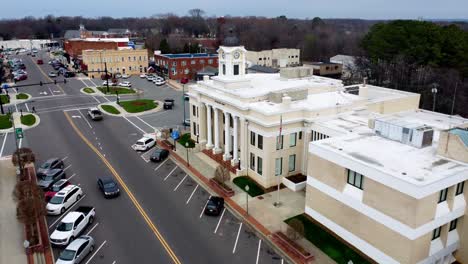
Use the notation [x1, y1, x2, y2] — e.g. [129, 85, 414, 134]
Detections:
[286, 218, 305, 241]
[11, 148, 35, 167]
[214, 165, 230, 187]
[188, 9, 205, 18]
[13, 181, 46, 225]
[160, 128, 170, 141]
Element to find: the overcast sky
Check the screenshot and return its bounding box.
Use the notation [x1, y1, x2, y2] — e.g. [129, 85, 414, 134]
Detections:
[2, 0, 467, 20]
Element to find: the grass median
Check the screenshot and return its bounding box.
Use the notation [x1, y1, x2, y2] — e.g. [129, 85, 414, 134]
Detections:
[0, 114, 12, 129]
[97, 86, 135, 95]
[101, 105, 121, 115]
[119, 99, 157, 113]
[83, 87, 95, 94]
[0, 94, 10, 104]
[21, 114, 36, 126]
[16, 93, 29, 100]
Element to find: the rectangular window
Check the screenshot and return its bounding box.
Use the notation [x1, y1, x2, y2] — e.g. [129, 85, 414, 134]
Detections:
[250, 131, 256, 146]
[290, 133, 297, 147]
[193, 122, 196, 135]
[432, 227, 442, 240]
[276, 135, 284, 150]
[449, 219, 458, 231]
[347, 169, 364, 189]
[288, 154, 296, 172]
[182, 61, 187, 66]
[122, 57, 124, 62]
[456, 182, 465, 195]
[172, 61, 177, 66]
[258, 135, 263, 150]
[439, 188, 448, 203]
[191, 60, 196, 64]
[139, 56, 142, 61]
[208, 59, 213, 64]
[133, 56, 136, 61]
[234, 64, 239, 75]
[257, 157, 263, 175]
[275, 158, 283, 176]
[222, 64, 226, 75]
[192, 105, 196, 116]
[250, 153, 255, 170]
[299, 131, 302, 140]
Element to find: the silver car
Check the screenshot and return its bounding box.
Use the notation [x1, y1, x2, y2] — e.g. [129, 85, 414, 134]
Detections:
[56, 236, 95, 264]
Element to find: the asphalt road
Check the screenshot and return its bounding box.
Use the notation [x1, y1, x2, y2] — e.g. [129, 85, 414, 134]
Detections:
[1, 50, 287, 264]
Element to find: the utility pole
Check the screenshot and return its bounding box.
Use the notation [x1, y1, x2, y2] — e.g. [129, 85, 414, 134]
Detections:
[9, 110, 23, 174]
[105, 62, 110, 94]
[182, 83, 186, 129]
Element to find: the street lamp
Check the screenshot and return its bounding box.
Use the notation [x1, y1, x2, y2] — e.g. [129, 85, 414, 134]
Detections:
[185, 142, 190, 167]
[182, 84, 186, 129]
[431, 84, 438, 112]
[245, 185, 250, 215]
[116, 90, 120, 105]
[9, 110, 23, 174]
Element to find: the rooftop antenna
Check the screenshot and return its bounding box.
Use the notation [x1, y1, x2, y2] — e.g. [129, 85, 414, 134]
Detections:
[450, 81, 458, 116]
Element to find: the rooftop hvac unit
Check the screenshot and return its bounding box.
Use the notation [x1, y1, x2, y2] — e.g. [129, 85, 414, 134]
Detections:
[374, 118, 433, 148]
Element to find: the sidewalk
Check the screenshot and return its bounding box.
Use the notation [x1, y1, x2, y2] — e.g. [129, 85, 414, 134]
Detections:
[163, 141, 335, 264]
[0, 158, 28, 264]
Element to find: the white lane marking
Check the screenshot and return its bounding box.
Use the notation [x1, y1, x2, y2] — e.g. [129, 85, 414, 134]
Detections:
[25, 103, 30, 112]
[186, 185, 199, 204]
[15, 103, 18, 113]
[47, 86, 55, 96]
[214, 208, 226, 234]
[281, 259, 284, 264]
[154, 158, 169, 171]
[232, 222, 243, 253]
[112, 261, 116, 264]
[38, 102, 97, 113]
[123, 116, 146, 134]
[163, 166, 178, 181]
[92, 96, 100, 104]
[199, 196, 212, 218]
[18, 138, 22, 148]
[256, 239, 262, 264]
[64, 165, 72, 171]
[85, 240, 107, 264]
[78, 110, 92, 129]
[86, 222, 99, 236]
[68, 173, 77, 180]
[48, 194, 86, 228]
[0, 133, 8, 157]
[71, 115, 82, 118]
[62, 156, 68, 161]
[63, 107, 95, 112]
[135, 116, 154, 130]
[173, 174, 188, 191]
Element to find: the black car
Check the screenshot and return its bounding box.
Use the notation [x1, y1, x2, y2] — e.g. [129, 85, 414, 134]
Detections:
[64, 71, 75, 78]
[37, 158, 64, 174]
[150, 149, 169, 162]
[37, 169, 66, 190]
[163, 99, 175, 110]
[97, 176, 120, 198]
[204, 196, 224, 216]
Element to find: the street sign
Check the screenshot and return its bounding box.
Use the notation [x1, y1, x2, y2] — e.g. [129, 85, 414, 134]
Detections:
[171, 130, 180, 140]
[15, 128, 24, 139]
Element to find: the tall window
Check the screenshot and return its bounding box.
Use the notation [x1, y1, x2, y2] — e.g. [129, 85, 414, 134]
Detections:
[172, 61, 177, 66]
[250, 153, 255, 170]
[290, 133, 297, 147]
[222, 64, 226, 75]
[258, 135, 263, 150]
[182, 61, 187, 66]
[275, 158, 283, 176]
[449, 219, 458, 231]
[439, 188, 448, 203]
[191, 60, 196, 65]
[192, 105, 196, 116]
[257, 157, 263, 175]
[432, 227, 442, 240]
[288, 154, 296, 172]
[299, 131, 302, 140]
[347, 170, 364, 189]
[250, 131, 256, 146]
[456, 182, 465, 195]
[276, 135, 284, 150]
[193, 122, 196, 135]
[234, 64, 239, 75]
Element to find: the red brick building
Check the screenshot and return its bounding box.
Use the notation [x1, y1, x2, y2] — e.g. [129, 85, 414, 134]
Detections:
[154, 52, 218, 80]
[63, 38, 129, 59]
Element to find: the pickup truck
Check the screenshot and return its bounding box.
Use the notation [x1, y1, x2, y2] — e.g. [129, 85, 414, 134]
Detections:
[50, 206, 96, 246]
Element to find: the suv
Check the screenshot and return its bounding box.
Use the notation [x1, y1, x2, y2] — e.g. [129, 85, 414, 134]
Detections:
[87, 108, 103, 121]
[56, 236, 95, 264]
[46, 185, 83, 215]
[37, 169, 66, 190]
[38, 157, 64, 174]
[163, 99, 175, 110]
[133, 136, 156, 151]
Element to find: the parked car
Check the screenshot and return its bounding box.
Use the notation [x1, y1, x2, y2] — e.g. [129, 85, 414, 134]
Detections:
[56, 236, 95, 264]
[163, 99, 174, 110]
[183, 118, 190, 126]
[100, 73, 112, 80]
[102, 80, 117, 86]
[184, 93, 190, 101]
[180, 77, 189, 84]
[87, 107, 103, 121]
[49, 71, 58, 77]
[13, 74, 27, 81]
[37, 169, 66, 190]
[97, 176, 120, 198]
[146, 75, 155, 81]
[155, 79, 166, 86]
[204, 196, 224, 216]
[46, 185, 83, 215]
[121, 74, 129, 79]
[133, 136, 156, 151]
[150, 149, 169, 162]
[118, 81, 131, 87]
[50, 206, 96, 246]
[64, 71, 76, 78]
[45, 179, 70, 202]
[139, 73, 147, 78]
[37, 59, 43, 65]
[38, 157, 64, 174]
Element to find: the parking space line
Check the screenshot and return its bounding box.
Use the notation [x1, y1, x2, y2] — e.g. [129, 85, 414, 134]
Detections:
[0, 133, 8, 157]
[163, 166, 178, 181]
[154, 158, 169, 171]
[256, 239, 262, 264]
[78, 110, 92, 129]
[186, 185, 199, 204]
[86, 222, 99, 236]
[92, 96, 100, 104]
[68, 173, 77, 180]
[123, 116, 146, 134]
[173, 174, 188, 191]
[48, 194, 86, 229]
[232, 223, 243, 254]
[199, 196, 211, 218]
[25, 103, 30, 112]
[84, 240, 107, 264]
[61, 156, 68, 161]
[214, 208, 226, 234]
[64, 165, 72, 171]
[135, 116, 155, 130]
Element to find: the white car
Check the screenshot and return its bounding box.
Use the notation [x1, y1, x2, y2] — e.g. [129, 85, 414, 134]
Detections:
[121, 74, 129, 79]
[154, 79, 166, 86]
[46, 185, 83, 215]
[49, 71, 58, 77]
[56, 236, 95, 264]
[118, 81, 132, 87]
[133, 136, 156, 151]
[139, 73, 147, 78]
[50, 206, 96, 246]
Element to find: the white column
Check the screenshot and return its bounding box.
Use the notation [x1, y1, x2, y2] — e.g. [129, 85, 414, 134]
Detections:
[206, 105, 213, 149]
[213, 107, 221, 153]
[231, 115, 239, 166]
[223, 111, 231, 160]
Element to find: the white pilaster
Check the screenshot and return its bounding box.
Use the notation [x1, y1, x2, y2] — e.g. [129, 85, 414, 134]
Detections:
[213, 107, 222, 153]
[223, 111, 231, 160]
[206, 104, 213, 149]
[231, 115, 239, 166]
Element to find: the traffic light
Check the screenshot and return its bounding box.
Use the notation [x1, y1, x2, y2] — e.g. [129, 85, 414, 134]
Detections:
[63, 79, 67, 84]
[54, 80, 57, 85]
[39, 81, 43, 86]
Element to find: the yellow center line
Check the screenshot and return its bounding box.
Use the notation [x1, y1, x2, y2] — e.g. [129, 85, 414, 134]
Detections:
[31, 56, 66, 94]
[63, 111, 182, 264]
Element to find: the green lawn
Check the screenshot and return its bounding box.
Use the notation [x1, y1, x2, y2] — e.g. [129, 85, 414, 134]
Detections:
[16, 93, 29, 100]
[177, 133, 195, 148]
[119, 99, 157, 113]
[285, 214, 370, 264]
[0, 114, 12, 129]
[233, 176, 265, 197]
[20, 114, 36, 126]
[97, 86, 135, 94]
[0, 94, 10, 104]
[101, 105, 120, 115]
[83, 88, 95, 94]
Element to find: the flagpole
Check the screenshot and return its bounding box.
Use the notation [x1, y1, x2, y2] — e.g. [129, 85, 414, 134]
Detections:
[274, 115, 282, 207]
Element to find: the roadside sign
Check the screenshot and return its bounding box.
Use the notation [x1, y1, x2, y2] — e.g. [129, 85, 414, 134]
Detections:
[171, 130, 180, 140]
[15, 128, 24, 139]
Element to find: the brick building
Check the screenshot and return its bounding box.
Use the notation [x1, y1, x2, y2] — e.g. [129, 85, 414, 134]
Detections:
[154, 52, 218, 80]
[64, 38, 129, 59]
